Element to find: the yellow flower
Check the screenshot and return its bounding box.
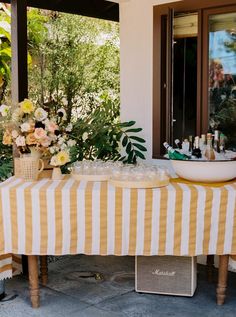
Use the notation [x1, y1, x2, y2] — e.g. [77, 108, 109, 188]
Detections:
[56, 151, 70, 166]
[20, 99, 35, 114]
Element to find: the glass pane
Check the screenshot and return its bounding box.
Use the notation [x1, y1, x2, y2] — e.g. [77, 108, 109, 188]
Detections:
[172, 13, 198, 142]
[208, 12, 236, 150]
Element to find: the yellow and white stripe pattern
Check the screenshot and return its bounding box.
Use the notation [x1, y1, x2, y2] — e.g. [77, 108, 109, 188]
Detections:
[0, 176, 235, 261]
[0, 254, 22, 280]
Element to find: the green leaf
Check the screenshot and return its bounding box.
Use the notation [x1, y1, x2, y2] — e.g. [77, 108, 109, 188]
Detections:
[126, 142, 132, 154]
[124, 128, 142, 133]
[122, 135, 128, 147]
[134, 150, 146, 160]
[119, 121, 135, 128]
[133, 143, 147, 151]
[129, 136, 146, 143]
[127, 150, 134, 163]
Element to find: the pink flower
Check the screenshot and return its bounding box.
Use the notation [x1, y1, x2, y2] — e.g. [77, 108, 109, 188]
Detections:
[34, 128, 47, 139]
[40, 136, 51, 147]
[47, 121, 58, 133]
[15, 136, 26, 147]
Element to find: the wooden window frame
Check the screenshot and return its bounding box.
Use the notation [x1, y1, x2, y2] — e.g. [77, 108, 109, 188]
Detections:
[153, 0, 236, 158]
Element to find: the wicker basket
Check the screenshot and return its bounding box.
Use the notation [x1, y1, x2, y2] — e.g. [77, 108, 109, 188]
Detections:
[14, 158, 22, 178]
[20, 156, 44, 181]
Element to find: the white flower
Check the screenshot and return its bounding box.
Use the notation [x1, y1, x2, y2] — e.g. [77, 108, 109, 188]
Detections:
[34, 107, 48, 121]
[12, 108, 23, 122]
[11, 130, 19, 139]
[15, 135, 26, 147]
[50, 155, 59, 166]
[60, 143, 67, 150]
[0, 104, 10, 117]
[68, 139, 76, 147]
[58, 137, 65, 145]
[20, 122, 31, 132]
[57, 108, 67, 121]
[61, 98, 68, 106]
[82, 132, 89, 141]
[66, 123, 73, 132]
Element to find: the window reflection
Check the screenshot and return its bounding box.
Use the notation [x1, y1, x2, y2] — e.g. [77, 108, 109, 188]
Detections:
[209, 12, 236, 150]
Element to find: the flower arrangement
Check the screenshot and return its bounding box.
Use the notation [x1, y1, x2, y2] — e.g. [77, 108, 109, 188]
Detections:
[0, 99, 76, 167]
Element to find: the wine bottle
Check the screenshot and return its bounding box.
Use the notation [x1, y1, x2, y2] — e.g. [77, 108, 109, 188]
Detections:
[219, 133, 226, 153]
[192, 136, 202, 158]
[213, 130, 220, 153]
[189, 135, 193, 152]
[163, 142, 190, 160]
[182, 139, 190, 154]
[204, 133, 215, 160]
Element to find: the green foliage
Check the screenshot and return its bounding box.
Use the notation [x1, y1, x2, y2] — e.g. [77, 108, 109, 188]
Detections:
[68, 94, 146, 165]
[27, 10, 120, 122]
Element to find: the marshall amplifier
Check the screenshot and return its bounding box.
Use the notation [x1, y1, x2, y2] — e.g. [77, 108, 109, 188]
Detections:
[135, 256, 197, 296]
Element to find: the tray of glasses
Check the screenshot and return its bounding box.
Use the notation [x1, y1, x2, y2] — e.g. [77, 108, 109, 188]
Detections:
[71, 173, 111, 182]
[109, 178, 169, 189]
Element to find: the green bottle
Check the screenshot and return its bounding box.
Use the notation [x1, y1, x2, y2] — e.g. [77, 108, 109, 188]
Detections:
[163, 142, 190, 160]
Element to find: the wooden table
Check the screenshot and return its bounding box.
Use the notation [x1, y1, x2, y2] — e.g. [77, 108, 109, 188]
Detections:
[0, 175, 235, 307]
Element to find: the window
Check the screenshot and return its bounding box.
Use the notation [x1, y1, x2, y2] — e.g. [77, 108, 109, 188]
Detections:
[153, 0, 236, 157]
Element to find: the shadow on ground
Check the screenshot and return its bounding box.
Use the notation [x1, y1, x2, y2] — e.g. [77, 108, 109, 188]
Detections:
[1, 255, 236, 317]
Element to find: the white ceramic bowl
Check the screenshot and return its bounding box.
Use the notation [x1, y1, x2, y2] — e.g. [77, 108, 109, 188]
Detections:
[170, 159, 236, 183]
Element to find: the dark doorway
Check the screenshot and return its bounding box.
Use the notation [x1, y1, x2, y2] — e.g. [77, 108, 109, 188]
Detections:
[173, 37, 197, 142]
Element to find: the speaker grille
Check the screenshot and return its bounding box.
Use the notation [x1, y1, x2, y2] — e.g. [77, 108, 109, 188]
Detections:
[135, 256, 197, 296]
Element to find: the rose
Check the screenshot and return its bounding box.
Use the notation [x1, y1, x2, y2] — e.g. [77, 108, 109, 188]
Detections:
[40, 136, 51, 147]
[20, 99, 35, 114]
[11, 130, 19, 139]
[46, 120, 58, 133]
[34, 108, 48, 121]
[3, 131, 12, 145]
[15, 135, 26, 147]
[26, 133, 37, 145]
[34, 128, 47, 139]
[20, 122, 31, 132]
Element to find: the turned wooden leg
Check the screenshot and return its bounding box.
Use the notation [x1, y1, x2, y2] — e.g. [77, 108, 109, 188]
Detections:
[28, 255, 40, 308]
[40, 256, 48, 286]
[216, 255, 229, 305]
[206, 255, 215, 283]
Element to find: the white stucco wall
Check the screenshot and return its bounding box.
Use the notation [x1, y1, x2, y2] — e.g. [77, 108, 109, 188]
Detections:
[118, 0, 181, 165]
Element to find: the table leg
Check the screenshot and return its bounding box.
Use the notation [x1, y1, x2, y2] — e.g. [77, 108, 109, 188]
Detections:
[40, 256, 48, 286]
[206, 255, 215, 282]
[216, 255, 229, 305]
[28, 255, 40, 308]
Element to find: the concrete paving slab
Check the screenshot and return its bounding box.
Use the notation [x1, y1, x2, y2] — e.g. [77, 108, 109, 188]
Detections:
[1, 256, 236, 317]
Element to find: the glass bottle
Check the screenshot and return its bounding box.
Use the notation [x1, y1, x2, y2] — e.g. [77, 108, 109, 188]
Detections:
[213, 130, 220, 153]
[192, 136, 202, 158]
[188, 135, 193, 152]
[204, 133, 215, 160]
[163, 142, 190, 160]
[174, 139, 182, 149]
[219, 133, 226, 153]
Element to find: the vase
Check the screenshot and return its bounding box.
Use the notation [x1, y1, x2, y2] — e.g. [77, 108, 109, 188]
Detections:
[29, 147, 42, 159]
[52, 167, 62, 180]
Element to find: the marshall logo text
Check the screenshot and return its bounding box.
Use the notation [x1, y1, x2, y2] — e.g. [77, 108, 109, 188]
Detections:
[152, 269, 176, 277]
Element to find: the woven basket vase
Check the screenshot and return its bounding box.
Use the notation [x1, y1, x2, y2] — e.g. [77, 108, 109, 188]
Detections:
[20, 156, 44, 181]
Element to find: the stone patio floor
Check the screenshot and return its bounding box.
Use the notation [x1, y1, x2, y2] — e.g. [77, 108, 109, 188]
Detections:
[1, 255, 236, 317]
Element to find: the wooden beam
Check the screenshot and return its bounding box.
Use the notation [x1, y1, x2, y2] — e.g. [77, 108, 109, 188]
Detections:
[2, 0, 119, 22]
[11, 0, 28, 102]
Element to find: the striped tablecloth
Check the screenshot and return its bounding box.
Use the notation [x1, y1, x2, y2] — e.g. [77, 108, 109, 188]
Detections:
[0, 175, 236, 279]
[0, 254, 22, 280]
